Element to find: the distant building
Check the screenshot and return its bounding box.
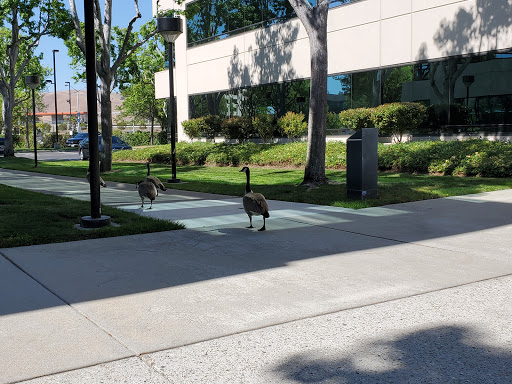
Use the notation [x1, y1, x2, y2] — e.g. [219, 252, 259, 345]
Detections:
[34, 90, 125, 133]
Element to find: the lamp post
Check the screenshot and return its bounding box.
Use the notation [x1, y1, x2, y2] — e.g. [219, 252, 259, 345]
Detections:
[52, 49, 59, 148]
[65, 81, 72, 132]
[80, 0, 110, 229]
[25, 75, 40, 167]
[157, 15, 183, 183]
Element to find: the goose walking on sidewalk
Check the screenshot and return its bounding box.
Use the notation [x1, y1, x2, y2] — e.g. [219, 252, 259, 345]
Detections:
[136, 180, 157, 209]
[86, 167, 107, 187]
[240, 166, 269, 231]
[145, 162, 166, 195]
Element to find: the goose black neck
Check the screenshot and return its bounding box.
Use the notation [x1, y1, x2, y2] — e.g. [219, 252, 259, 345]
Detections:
[146, 162, 150, 176]
[245, 169, 252, 194]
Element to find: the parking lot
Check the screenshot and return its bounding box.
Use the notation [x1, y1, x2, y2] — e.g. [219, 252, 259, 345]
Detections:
[14, 149, 82, 161]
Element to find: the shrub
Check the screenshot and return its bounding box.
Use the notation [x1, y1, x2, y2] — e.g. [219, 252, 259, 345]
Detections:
[156, 129, 168, 144]
[203, 114, 222, 139]
[378, 139, 512, 177]
[326, 111, 343, 131]
[278, 111, 308, 141]
[205, 142, 260, 166]
[372, 102, 427, 142]
[338, 108, 374, 131]
[112, 138, 512, 178]
[182, 117, 208, 139]
[121, 131, 151, 146]
[221, 116, 254, 143]
[252, 114, 276, 143]
[41, 133, 70, 148]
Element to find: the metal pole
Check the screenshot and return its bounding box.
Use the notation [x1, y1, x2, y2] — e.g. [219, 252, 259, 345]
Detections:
[77, 91, 81, 132]
[85, 0, 101, 219]
[32, 89, 38, 167]
[168, 41, 180, 183]
[66, 82, 71, 131]
[52, 49, 59, 147]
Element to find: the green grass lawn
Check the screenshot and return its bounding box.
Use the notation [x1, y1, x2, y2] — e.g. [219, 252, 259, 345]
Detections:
[2, 156, 512, 210]
[0, 183, 184, 248]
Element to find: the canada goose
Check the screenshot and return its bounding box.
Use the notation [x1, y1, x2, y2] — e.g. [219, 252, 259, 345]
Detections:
[145, 162, 166, 195]
[85, 167, 107, 187]
[136, 180, 157, 209]
[240, 166, 269, 231]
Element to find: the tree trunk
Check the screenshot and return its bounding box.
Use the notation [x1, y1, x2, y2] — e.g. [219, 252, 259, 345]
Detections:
[150, 115, 154, 145]
[25, 108, 30, 148]
[302, 6, 329, 184]
[99, 81, 112, 171]
[303, 25, 328, 184]
[2, 92, 15, 157]
[288, 0, 329, 185]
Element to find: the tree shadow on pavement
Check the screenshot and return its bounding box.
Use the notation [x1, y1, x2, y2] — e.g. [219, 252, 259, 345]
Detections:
[276, 325, 512, 383]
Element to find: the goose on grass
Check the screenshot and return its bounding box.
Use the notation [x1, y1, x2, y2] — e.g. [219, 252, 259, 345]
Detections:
[240, 166, 269, 231]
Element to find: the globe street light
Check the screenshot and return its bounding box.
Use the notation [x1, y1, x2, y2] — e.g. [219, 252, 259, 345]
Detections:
[25, 75, 40, 167]
[157, 15, 183, 183]
[52, 49, 59, 148]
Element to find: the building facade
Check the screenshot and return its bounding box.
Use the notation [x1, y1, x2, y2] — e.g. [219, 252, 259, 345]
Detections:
[153, 0, 512, 140]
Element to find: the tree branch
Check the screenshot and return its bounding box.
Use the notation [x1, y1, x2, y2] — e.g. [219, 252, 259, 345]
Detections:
[287, 0, 313, 29]
[112, 1, 147, 73]
[14, 94, 30, 108]
[69, 0, 86, 54]
[113, 29, 157, 74]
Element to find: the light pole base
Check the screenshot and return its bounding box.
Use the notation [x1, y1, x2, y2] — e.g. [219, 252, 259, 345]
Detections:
[167, 178, 181, 183]
[80, 215, 111, 229]
[53, 143, 61, 149]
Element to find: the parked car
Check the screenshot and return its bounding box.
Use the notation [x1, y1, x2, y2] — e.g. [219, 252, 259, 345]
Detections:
[79, 135, 132, 160]
[0, 137, 4, 156]
[66, 132, 89, 147]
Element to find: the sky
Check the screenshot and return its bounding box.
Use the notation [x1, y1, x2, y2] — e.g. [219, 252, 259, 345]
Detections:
[34, 0, 155, 92]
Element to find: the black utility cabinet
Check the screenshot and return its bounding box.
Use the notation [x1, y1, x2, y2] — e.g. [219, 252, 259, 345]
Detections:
[346, 128, 378, 199]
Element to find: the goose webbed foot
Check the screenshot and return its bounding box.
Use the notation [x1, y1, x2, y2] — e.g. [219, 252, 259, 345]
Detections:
[258, 226, 266, 231]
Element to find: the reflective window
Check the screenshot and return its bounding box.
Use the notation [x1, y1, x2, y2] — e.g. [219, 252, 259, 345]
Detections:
[189, 50, 512, 131]
[186, 0, 361, 47]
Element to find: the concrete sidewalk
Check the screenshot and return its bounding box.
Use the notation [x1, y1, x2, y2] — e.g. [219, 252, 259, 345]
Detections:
[1, 169, 512, 383]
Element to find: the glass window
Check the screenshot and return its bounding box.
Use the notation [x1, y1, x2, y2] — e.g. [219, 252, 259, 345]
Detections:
[189, 50, 512, 131]
[186, 0, 362, 46]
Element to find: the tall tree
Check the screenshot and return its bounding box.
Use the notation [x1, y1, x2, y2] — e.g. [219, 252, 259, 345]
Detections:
[67, 0, 157, 171]
[116, 26, 167, 145]
[0, 1, 72, 156]
[287, 0, 329, 185]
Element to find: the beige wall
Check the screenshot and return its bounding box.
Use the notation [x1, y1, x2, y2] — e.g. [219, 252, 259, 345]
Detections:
[154, 0, 512, 140]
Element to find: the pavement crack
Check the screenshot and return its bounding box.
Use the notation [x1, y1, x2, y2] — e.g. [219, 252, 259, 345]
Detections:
[0, 252, 139, 359]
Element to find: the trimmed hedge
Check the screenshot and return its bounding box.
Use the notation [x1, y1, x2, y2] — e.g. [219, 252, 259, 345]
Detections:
[112, 139, 512, 177]
[338, 102, 427, 142]
[378, 139, 512, 177]
[277, 111, 308, 141]
[339, 107, 374, 130]
[372, 102, 427, 142]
